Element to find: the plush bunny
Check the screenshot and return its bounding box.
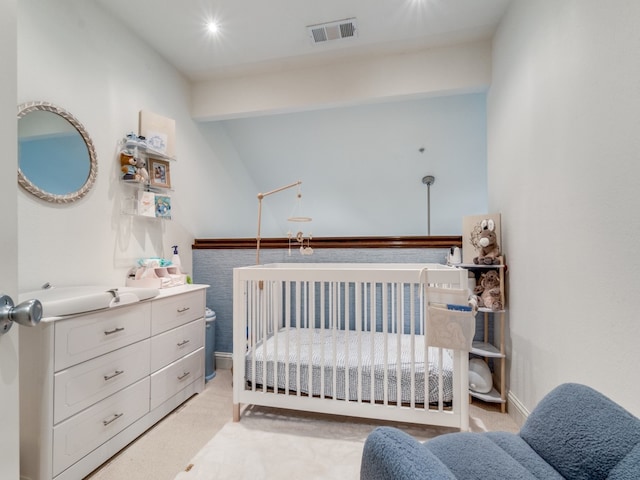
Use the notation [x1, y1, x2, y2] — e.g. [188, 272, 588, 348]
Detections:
[473, 270, 503, 311]
[473, 218, 501, 265]
[132, 156, 149, 182]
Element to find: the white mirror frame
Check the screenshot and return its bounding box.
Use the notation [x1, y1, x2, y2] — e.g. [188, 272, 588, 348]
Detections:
[17, 101, 98, 204]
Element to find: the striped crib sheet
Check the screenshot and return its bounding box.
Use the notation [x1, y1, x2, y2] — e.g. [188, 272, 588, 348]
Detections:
[245, 327, 453, 404]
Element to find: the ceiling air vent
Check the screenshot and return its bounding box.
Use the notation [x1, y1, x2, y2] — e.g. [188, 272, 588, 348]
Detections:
[307, 18, 358, 45]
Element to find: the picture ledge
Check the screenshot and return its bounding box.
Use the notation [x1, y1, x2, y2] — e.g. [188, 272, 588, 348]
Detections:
[192, 235, 462, 250]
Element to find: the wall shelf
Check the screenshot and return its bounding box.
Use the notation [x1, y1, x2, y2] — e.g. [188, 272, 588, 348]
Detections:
[118, 135, 174, 220]
[462, 256, 508, 413]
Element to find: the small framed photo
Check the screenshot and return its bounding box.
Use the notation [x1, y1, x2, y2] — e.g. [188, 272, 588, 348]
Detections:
[154, 194, 172, 219]
[149, 158, 171, 189]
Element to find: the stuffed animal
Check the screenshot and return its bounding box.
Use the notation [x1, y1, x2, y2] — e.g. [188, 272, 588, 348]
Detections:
[473, 218, 501, 265]
[469, 358, 493, 393]
[132, 156, 149, 182]
[120, 154, 148, 183]
[473, 270, 503, 311]
[120, 153, 137, 180]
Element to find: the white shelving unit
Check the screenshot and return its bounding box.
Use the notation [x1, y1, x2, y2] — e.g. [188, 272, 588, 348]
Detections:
[461, 257, 508, 413]
[118, 135, 175, 220]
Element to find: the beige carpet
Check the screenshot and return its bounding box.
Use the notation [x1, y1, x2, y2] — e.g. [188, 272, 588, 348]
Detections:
[174, 403, 518, 480]
[87, 369, 518, 480]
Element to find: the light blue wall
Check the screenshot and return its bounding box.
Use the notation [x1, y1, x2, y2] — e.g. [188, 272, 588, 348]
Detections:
[203, 93, 488, 238]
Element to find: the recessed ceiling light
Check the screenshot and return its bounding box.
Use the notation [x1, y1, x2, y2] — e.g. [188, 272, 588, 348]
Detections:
[206, 20, 219, 35]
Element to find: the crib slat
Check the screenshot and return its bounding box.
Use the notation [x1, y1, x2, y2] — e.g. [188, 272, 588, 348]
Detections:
[320, 281, 326, 399]
[370, 282, 376, 404]
[295, 281, 301, 397]
[395, 283, 402, 406]
[409, 283, 416, 409]
[382, 282, 389, 406]
[355, 281, 362, 403]
[343, 280, 350, 402]
[285, 281, 291, 396]
[332, 281, 338, 401]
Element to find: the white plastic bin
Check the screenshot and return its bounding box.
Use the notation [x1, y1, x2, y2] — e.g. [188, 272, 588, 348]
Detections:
[205, 308, 216, 381]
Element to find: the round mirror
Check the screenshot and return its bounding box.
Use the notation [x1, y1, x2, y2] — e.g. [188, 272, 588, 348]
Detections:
[18, 102, 97, 203]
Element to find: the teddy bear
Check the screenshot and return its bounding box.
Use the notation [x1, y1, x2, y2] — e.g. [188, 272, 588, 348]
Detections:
[120, 153, 137, 180]
[473, 218, 501, 265]
[473, 270, 503, 311]
[120, 154, 148, 183]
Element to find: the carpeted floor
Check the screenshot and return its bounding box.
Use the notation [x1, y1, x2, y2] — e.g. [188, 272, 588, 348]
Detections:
[87, 368, 519, 480]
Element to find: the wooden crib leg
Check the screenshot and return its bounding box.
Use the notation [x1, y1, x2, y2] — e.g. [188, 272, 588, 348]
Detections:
[233, 403, 241, 422]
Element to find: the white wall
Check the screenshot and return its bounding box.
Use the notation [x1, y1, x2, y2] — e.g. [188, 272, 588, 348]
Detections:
[192, 41, 492, 120]
[488, 0, 640, 416]
[0, 1, 20, 478]
[16, 0, 248, 291]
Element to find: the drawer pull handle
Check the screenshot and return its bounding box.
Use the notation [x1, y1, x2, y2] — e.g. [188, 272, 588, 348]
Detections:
[177, 339, 190, 347]
[177, 307, 190, 313]
[104, 327, 125, 336]
[102, 412, 123, 426]
[177, 371, 191, 381]
[104, 370, 124, 381]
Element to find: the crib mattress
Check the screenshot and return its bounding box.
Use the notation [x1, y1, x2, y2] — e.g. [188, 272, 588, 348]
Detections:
[245, 327, 453, 404]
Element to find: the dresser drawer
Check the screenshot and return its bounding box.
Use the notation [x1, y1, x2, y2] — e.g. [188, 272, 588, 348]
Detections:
[55, 303, 151, 371]
[150, 348, 204, 410]
[52, 377, 150, 476]
[151, 290, 205, 335]
[151, 318, 204, 373]
[54, 339, 151, 424]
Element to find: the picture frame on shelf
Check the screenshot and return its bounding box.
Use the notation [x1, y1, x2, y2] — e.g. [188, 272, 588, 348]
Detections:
[154, 194, 172, 219]
[149, 158, 171, 189]
[138, 190, 156, 217]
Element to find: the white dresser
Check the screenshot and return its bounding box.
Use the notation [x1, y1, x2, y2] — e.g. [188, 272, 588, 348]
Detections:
[19, 285, 208, 480]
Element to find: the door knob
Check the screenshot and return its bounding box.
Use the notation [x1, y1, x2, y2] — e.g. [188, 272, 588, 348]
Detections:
[0, 294, 42, 335]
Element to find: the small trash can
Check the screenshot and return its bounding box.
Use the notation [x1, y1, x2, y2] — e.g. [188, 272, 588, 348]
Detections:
[205, 308, 216, 382]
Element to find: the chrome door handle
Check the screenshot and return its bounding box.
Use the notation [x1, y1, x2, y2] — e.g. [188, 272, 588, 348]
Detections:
[0, 294, 42, 335]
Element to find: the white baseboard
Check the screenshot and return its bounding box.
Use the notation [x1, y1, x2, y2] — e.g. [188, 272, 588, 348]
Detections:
[507, 390, 530, 428]
[215, 352, 233, 370]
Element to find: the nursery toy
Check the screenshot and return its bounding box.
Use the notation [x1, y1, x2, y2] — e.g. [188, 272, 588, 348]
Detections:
[120, 153, 137, 180]
[473, 270, 503, 311]
[473, 218, 501, 265]
[132, 156, 149, 182]
[469, 358, 493, 393]
[120, 153, 148, 182]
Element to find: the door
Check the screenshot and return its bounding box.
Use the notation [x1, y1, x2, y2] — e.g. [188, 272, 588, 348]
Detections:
[0, 1, 20, 479]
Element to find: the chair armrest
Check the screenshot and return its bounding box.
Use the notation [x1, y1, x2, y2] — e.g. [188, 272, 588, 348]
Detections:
[360, 427, 456, 480]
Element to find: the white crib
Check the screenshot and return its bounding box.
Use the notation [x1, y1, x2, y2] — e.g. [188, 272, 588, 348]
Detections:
[232, 263, 475, 430]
